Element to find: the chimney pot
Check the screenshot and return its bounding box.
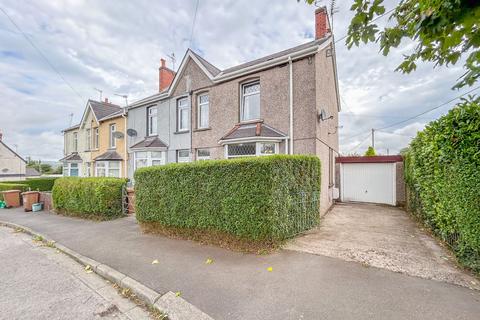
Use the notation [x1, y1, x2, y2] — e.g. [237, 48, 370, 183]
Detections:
[104, 98, 109, 103]
[315, 6, 330, 39]
[160, 58, 166, 68]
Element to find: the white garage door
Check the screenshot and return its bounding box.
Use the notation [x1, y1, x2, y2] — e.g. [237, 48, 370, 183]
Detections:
[341, 163, 396, 205]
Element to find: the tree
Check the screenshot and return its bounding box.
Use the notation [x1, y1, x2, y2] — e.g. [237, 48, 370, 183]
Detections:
[305, 0, 480, 89]
[40, 164, 52, 174]
[365, 146, 376, 156]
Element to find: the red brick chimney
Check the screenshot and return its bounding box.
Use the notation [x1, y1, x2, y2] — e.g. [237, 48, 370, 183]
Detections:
[159, 58, 175, 92]
[315, 6, 330, 39]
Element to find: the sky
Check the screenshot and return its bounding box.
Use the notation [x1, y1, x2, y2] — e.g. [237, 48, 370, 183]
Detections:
[0, 0, 476, 161]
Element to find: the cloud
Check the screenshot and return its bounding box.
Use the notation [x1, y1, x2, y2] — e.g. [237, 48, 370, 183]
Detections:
[0, 0, 475, 160]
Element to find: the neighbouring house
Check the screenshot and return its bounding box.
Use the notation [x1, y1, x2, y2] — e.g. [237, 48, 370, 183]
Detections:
[26, 167, 41, 177]
[127, 7, 340, 214]
[61, 99, 128, 178]
[0, 132, 27, 181]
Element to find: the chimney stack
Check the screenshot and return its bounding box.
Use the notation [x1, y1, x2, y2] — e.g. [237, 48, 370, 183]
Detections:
[159, 58, 175, 92]
[315, 6, 330, 40]
[0, 132, 3, 141]
[104, 97, 109, 104]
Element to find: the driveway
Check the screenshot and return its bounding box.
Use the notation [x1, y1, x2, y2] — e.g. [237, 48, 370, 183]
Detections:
[286, 202, 479, 289]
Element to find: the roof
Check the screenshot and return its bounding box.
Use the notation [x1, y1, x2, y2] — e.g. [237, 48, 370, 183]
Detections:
[26, 167, 41, 177]
[60, 152, 82, 162]
[220, 122, 287, 141]
[94, 150, 123, 161]
[336, 155, 403, 163]
[190, 50, 221, 76]
[130, 136, 168, 149]
[0, 140, 26, 163]
[88, 100, 122, 121]
[62, 124, 80, 132]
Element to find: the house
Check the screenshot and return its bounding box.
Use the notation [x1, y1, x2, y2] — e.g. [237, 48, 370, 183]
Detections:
[0, 132, 27, 181]
[61, 99, 128, 178]
[127, 7, 340, 214]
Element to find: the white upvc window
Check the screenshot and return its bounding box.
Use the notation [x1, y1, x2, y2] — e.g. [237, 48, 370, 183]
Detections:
[94, 128, 99, 149]
[95, 161, 121, 177]
[86, 129, 91, 150]
[197, 94, 209, 129]
[147, 106, 158, 136]
[177, 97, 189, 131]
[177, 149, 190, 163]
[63, 162, 80, 177]
[240, 81, 260, 121]
[134, 151, 165, 171]
[196, 149, 210, 161]
[110, 124, 116, 148]
[73, 132, 78, 152]
[85, 162, 91, 177]
[226, 142, 278, 159]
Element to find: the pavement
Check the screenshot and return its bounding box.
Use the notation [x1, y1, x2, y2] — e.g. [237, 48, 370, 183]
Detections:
[286, 202, 480, 289]
[0, 226, 151, 320]
[1, 208, 480, 320]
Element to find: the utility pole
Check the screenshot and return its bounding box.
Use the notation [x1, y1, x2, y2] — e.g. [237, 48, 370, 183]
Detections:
[371, 128, 375, 149]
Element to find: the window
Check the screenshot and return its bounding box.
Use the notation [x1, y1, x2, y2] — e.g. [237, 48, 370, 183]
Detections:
[95, 161, 121, 177]
[94, 128, 99, 149]
[134, 151, 165, 171]
[241, 82, 260, 121]
[197, 94, 209, 129]
[63, 163, 79, 176]
[177, 149, 190, 163]
[110, 124, 116, 148]
[85, 162, 91, 177]
[197, 149, 210, 160]
[177, 98, 189, 131]
[147, 106, 158, 136]
[226, 142, 278, 158]
[73, 132, 78, 152]
[86, 129, 91, 150]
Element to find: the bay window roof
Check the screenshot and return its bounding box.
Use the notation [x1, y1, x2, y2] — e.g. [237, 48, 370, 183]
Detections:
[219, 121, 287, 143]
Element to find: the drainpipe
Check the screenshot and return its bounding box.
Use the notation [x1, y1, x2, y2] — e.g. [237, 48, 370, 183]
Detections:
[288, 56, 294, 154]
[122, 108, 128, 179]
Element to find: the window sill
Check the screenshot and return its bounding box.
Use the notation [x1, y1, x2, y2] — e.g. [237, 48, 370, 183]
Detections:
[239, 118, 263, 125]
[194, 127, 211, 132]
[174, 130, 190, 135]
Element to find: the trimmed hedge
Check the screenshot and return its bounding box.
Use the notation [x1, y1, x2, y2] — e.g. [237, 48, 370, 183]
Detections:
[0, 183, 28, 201]
[52, 177, 127, 219]
[135, 155, 321, 243]
[404, 98, 480, 272]
[3, 177, 58, 191]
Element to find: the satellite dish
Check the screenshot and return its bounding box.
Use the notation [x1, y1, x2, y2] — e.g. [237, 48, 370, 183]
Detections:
[126, 129, 137, 137]
[112, 131, 124, 139]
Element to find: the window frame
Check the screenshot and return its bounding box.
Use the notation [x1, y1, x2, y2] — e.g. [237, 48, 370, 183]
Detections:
[240, 81, 260, 122]
[95, 161, 121, 178]
[73, 132, 78, 152]
[197, 94, 209, 129]
[109, 124, 116, 148]
[225, 141, 278, 159]
[133, 151, 166, 172]
[177, 97, 189, 132]
[177, 149, 191, 163]
[63, 162, 80, 177]
[147, 106, 158, 136]
[86, 128, 91, 150]
[196, 148, 211, 161]
[94, 128, 99, 149]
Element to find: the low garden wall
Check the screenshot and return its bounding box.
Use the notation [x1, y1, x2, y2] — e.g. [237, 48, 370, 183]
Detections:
[404, 98, 480, 272]
[52, 177, 127, 220]
[135, 155, 321, 245]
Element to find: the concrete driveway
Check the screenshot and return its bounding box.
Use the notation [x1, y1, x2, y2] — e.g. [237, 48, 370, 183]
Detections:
[286, 202, 479, 289]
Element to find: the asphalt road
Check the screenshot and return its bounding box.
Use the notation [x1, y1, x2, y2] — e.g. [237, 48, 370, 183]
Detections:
[1, 209, 480, 320]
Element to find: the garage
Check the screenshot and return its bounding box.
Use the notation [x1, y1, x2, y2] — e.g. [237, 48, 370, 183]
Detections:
[336, 155, 404, 206]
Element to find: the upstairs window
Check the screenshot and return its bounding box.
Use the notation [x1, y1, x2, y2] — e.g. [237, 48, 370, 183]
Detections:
[177, 98, 189, 131]
[94, 128, 99, 149]
[109, 124, 116, 148]
[197, 94, 209, 129]
[147, 106, 158, 136]
[241, 81, 260, 121]
[86, 129, 91, 150]
[73, 132, 78, 152]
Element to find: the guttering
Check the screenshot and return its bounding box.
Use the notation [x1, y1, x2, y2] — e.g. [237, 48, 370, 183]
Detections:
[128, 92, 168, 109]
[288, 55, 293, 155]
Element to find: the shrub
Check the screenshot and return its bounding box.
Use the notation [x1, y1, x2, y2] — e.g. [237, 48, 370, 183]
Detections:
[404, 97, 480, 272]
[135, 155, 321, 244]
[52, 177, 127, 220]
[0, 183, 28, 200]
[3, 177, 59, 191]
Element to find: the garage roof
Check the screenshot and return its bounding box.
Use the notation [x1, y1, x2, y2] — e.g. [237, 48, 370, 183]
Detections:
[336, 155, 403, 163]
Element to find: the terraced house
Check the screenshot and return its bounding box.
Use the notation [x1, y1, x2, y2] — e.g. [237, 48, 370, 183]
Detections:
[126, 7, 340, 214]
[61, 99, 127, 178]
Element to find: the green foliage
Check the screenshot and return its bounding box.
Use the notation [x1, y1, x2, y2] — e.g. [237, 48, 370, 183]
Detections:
[404, 97, 480, 272]
[344, 0, 480, 89]
[135, 155, 321, 243]
[364, 146, 376, 156]
[0, 183, 28, 200]
[3, 178, 59, 191]
[52, 177, 127, 220]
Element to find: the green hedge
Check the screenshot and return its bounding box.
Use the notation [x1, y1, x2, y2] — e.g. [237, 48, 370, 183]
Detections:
[404, 98, 480, 272]
[52, 177, 127, 219]
[135, 155, 321, 243]
[0, 183, 28, 201]
[3, 177, 59, 191]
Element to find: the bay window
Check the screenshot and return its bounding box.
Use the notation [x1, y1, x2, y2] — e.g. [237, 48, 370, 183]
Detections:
[95, 161, 121, 177]
[226, 142, 278, 159]
[134, 151, 165, 171]
[63, 162, 79, 177]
